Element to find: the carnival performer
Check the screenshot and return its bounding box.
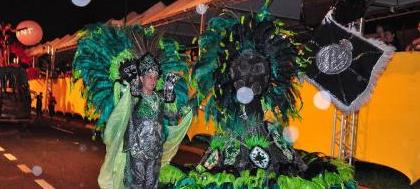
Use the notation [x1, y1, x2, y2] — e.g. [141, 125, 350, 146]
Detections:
[122, 54, 179, 189]
[72, 24, 192, 189]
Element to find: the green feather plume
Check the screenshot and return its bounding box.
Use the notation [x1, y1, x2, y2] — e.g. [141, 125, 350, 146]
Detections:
[73, 24, 139, 126]
[158, 38, 190, 112]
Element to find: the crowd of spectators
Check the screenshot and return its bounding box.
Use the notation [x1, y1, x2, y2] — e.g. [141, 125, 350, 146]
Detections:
[370, 21, 420, 51]
[405, 21, 420, 51]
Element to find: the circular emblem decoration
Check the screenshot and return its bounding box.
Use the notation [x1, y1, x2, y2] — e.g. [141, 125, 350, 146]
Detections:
[249, 146, 270, 169]
[316, 39, 353, 75]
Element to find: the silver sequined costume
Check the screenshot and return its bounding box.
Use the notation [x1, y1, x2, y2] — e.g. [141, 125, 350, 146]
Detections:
[124, 91, 166, 189]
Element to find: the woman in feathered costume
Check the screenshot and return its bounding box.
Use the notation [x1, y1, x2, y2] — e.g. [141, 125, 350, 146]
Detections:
[73, 24, 192, 189]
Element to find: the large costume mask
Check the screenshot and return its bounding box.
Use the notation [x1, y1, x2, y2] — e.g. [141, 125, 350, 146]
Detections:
[230, 50, 270, 97]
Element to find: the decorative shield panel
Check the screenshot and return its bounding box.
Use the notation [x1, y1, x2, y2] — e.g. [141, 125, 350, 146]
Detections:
[305, 11, 395, 112]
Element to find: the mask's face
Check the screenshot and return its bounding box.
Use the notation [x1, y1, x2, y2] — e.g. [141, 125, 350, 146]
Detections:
[229, 50, 270, 96]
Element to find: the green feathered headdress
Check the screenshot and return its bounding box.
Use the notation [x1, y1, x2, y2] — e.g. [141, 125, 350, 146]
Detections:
[192, 0, 311, 129]
[73, 24, 189, 128]
[73, 24, 144, 126]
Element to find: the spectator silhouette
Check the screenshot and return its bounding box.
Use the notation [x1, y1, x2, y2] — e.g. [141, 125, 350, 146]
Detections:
[375, 25, 385, 41]
[384, 27, 401, 51]
[48, 92, 57, 117]
[405, 21, 420, 51]
[36, 92, 43, 117]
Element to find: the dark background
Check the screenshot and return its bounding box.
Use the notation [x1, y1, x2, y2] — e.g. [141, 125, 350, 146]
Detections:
[0, 0, 175, 42]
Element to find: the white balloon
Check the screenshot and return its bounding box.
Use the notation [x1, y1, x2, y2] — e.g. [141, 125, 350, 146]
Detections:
[313, 90, 331, 110]
[283, 126, 299, 143]
[72, 0, 91, 7]
[236, 87, 254, 104]
[196, 3, 209, 15]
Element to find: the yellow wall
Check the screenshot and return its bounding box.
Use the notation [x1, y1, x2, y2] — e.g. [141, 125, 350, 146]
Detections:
[29, 78, 87, 117]
[292, 52, 420, 184]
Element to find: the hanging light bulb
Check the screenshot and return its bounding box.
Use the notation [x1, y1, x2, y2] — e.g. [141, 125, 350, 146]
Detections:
[196, 3, 209, 15]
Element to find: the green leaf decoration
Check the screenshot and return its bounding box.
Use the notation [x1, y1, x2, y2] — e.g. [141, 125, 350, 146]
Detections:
[159, 164, 187, 184]
[244, 135, 270, 149]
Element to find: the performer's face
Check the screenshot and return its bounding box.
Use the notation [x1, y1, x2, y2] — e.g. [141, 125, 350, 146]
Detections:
[140, 72, 158, 93]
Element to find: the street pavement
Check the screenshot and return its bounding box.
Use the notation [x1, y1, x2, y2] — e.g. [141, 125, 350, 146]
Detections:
[0, 114, 204, 189]
[1, 115, 390, 189]
[0, 118, 105, 189]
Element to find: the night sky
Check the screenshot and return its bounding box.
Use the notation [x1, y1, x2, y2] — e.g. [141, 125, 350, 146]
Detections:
[2, 0, 418, 43]
[0, 0, 175, 43]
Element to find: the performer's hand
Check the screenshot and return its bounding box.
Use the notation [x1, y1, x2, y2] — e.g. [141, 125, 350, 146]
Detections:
[165, 72, 179, 84]
[163, 73, 179, 102]
[119, 59, 138, 82]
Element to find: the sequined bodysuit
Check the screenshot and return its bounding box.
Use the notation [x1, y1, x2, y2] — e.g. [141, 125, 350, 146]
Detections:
[124, 91, 164, 189]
